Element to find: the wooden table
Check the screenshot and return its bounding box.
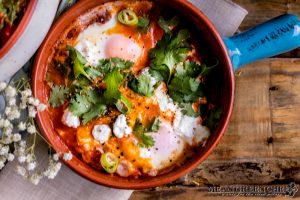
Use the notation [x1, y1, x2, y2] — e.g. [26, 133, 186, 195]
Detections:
[130, 0, 300, 199]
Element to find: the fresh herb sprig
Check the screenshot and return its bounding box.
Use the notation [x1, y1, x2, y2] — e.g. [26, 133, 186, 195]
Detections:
[133, 117, 160, 148]
[149, 29, 191, 83]
[49, 86, 70, 108]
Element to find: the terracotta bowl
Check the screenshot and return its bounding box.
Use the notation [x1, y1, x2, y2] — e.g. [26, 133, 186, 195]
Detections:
[32, 0, 234, 189]
[0, 0, 37, 59]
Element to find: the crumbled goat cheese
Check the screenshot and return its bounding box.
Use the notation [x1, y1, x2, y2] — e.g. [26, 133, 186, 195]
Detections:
[92, 124, 112, 144]
[61, 109, 80, 128]
[113, 114, 132, 138]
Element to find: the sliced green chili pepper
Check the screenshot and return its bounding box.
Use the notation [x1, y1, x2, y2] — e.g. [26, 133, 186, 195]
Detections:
[117, 9, 139, 26]
[100, 152, 119, 174]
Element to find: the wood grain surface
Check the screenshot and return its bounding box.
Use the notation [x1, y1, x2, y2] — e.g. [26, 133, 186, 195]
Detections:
[130, 1, 300, 199]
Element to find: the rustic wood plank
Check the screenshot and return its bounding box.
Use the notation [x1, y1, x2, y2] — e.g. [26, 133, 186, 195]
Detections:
[208, 60, 273, 160]
[130, 186, 299, 200]
[232, 0, 300, 58]
[270, 59, 300, 157]
[233, 0, 300, 31]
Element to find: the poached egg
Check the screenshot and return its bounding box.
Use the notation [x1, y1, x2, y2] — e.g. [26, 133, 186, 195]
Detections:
[74, 13, 142, 66]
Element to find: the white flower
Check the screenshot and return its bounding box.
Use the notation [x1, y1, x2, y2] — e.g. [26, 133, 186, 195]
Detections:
[7, 153, 14, 161]
[52, 153, 60, 161]
[0, 161, 5, 170]
[19, 141, 26, 147]
[4, 106, 12, 115]
[17, 146, 25, 154]
[5, 86, 17, 98]
[28, 106, 37, 118]
[63, 152, 73, 161]
[13, 133, 22, 142]
[3, 119, 12, 128]
[37, 103, 47, 112]
[0, 145, 9, 155]
[0, 82, 7, 92]
[2, 134, 13, 144]
[8, 98, 16, 106]
[7, 107, 21, 120]
[44, 162, 62, 179]
[18, 122, 27, 131]
[21, 89, 32, 98]
[2, 128, 12, 136]
[18, 156, 26, 163]
[27, 162, 37, 171]
[30, 174, 43, 185]
[33, 99, 40, 107]
[16, 165, 27, 177]
[27, 125, 36, 134]
[26, 154, 35, 163]
[19, 102, 27, 109]
[28, 97, 39, 107]
[27, 97, 35, 105]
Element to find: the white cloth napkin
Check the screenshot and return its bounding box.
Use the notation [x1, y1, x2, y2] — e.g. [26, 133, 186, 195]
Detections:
[190, 0, 248, 36]
[0, 1, 247, 200]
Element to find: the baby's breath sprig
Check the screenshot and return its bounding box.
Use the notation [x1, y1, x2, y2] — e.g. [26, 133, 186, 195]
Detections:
[0, 79, 73, 185]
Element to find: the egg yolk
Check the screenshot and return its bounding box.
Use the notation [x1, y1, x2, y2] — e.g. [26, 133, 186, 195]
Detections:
[105, 34, 141, 62]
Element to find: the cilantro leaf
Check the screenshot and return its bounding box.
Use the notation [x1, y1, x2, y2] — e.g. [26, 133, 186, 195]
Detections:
[206, 107, 223, 128]
[68, 45, 103, 82]
[158, 16, 179, 33]
[149, 29, 191, 82]
[133, 117, 160, 148]
[180, 103, 199, 117]
[137, 17, 150, 28]
[150, 117, 160, 132]
[116, 94, 132, 114]
[97, 58, 133, 76]
[139, 133, 155, 148]
[86, 89, 102, 104]
[103, 69, 124, 104]
[82, 104, 106, 125]
[137, 17, 150, 33]
[85, 67, 102, 80]
[133, 121, 155, 148]
[129, 72, 156, 97]
[49, 86, 69, 108]
[67, 46, 90, 79]
[199, 58, 219, 76]
[176, 61, 202, 78]
[69, 94, 93, 117]
[168, 74, 203, 103]
[68, 88, 107, 124]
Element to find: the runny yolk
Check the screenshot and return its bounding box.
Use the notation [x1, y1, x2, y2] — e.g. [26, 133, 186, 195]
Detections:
[106, 20, 164, 73]
[105, 34, 141, 62]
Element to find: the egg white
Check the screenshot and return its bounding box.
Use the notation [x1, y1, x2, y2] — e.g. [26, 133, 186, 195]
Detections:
[139, 120, 186, 170]
[74, 13, 141, 66]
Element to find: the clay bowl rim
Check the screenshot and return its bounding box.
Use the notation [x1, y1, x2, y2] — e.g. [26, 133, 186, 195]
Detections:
[0, 0, 38, 59]
[32, 0, 235, 189]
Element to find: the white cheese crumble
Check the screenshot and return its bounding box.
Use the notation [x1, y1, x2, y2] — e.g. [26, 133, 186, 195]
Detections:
[173, 109, 210, 145]
[153, 83, 177, 112]
[113, 114, 132, 138]
[61, 109, 80, 128]
[92, 124, 112, 144]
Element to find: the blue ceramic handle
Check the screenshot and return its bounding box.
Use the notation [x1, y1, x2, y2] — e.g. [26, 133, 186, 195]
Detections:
[224, 14, 300, 71]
